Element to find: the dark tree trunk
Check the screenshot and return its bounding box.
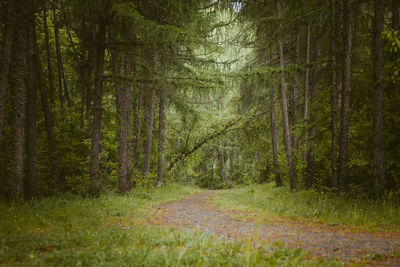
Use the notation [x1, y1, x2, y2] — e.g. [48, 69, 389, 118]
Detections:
[53, 5, 64, 107]
[157, 88, 165, 187]
[269, 84, 282, 187]
[330, 0, 340, 189]
[133, 89, 143, 170]
[373, 0, 385, 198]
[219, 143, 227, 185]
[143, 87, 156, 181]
[53, 4, 71, 108]
[31, 22, 62, 191]
[26, 21, 38, 200]
[303, 22, 311, 173]
[338, 0, 353, 191]
[290, 31, 300, 151]
[0, 0, 16, 141]
[229, 149, 234, 180]
[43, 5, 55, 102]
[306, 14, 323, 189]
[277, 0, 296, 190]
[143, 53, 158, 183]
[9, 11, 27, 202]
[393, 0, 399, 30]
[117, 47, 133, 194]
[89, 2, 108, 197]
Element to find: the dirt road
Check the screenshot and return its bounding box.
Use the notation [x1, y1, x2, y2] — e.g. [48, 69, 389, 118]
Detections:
[147, 191, 400, 264]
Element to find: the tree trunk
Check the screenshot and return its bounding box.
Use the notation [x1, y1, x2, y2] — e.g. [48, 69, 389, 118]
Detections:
[43, 5, 55, 102]
[26, 21, 38, 200]
[302, 22, 311, 173]
[277, 0, 296, 190]
[53, 4, 71, 108]
[229, 149, 234, 180]
[393, 0, 399, 30]
[31, 21, 62, 191]
[269, 83, 282, 187]
[117, 47, 133, 194]
[89, 2, 108, 197]
[133, 89, 143, 170]
[330, 0, 340, 189]
[9, 12, 27, 202]
[373, 0, 385, 198]
[143, 54, 158, 182]
[143, 87, 156, 181]
[157, 88, 165, 187]
[219, 143, 227, 185]
[0, 0, 16, 141]
[306, 14, 323, 189]
[338, 0, 353, 191]
[53, 5, 65, 107]
[290, 31, 300, 151]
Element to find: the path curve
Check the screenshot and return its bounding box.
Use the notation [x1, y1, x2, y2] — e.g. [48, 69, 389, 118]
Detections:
[148, 191, 400, 264]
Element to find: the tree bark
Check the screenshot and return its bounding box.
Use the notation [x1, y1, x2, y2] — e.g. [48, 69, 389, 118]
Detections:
[143, 87, 156, 181]
[393, 0, 399, 30]
[338, 0, 353, 191]
[373, 0, 385, 198]
[290, 31, 300, 151]
[302, 22, 311, 174]
[143, 53, 158, 182]
[219, 143, 227, 185]
[89, 1, 109, 197]
[269, 83, 282, 187]
[43, 5, 55, 103]
[306, 14, 323, 189]
[157, 88, 166, 187]
[277, 0, 296, 190]
[30, 18, 62, 191]
[0, 0, 16, 141]
[117, 46, 133, 194]
[229, 149, 234, 180]
[133, 89, 143, 170]
[53, 5, 65, 107]
[330, 0, 340, 189]
[9, 9, 27, 202]
[26, 20, 38, 200]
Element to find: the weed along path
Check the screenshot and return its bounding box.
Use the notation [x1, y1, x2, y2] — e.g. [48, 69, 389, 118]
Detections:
[147, 191, 400, 264]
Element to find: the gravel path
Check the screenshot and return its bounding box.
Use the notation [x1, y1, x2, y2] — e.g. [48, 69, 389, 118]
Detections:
[147, 191, 400, 264]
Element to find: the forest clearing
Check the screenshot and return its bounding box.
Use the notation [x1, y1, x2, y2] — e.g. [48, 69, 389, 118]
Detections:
[1, 0, 400, 266]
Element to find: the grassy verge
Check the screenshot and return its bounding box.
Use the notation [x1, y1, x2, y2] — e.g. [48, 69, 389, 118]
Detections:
[0, 183, 339, 266]
[214, 183, 400, 232]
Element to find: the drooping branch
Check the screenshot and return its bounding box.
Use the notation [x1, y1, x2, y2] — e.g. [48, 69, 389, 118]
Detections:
[167, 116, 243, 171]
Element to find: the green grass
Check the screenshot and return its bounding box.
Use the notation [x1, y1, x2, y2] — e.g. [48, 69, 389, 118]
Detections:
[0, 183, 340, 266]
[214, 183, 400, 231]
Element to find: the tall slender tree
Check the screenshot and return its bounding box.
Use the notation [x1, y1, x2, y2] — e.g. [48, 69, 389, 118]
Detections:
[89, 0, 109, 197]
[157, 87, 166, 187]
[372, 0, 385, 198]
[338, 0, 353, 191]
[0, 0, 16, 141]
[276, 0, 296, 190]
[117, 44, 133, 193]
[269, 82, 282, 187]
[9, 2, 28, 201]
[330, 0, 340, 189]
[26, 20, 38, 199]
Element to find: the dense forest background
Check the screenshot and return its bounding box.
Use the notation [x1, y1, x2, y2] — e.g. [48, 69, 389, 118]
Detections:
[0, 0, 399, 202]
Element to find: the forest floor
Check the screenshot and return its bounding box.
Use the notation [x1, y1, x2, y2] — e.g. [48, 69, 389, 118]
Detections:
[148, 190, 400, 265]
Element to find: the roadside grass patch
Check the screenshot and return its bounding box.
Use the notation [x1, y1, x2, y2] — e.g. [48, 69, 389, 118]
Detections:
[0, 183, 340, 266]
[214, 183, 400, 231]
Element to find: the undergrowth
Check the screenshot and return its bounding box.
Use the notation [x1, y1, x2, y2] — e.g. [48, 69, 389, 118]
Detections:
[0, 183, 339, 266]
[214, 183, 400, 231]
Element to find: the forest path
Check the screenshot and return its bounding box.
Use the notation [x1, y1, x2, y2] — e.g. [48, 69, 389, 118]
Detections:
[147, 190, 400, 264]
